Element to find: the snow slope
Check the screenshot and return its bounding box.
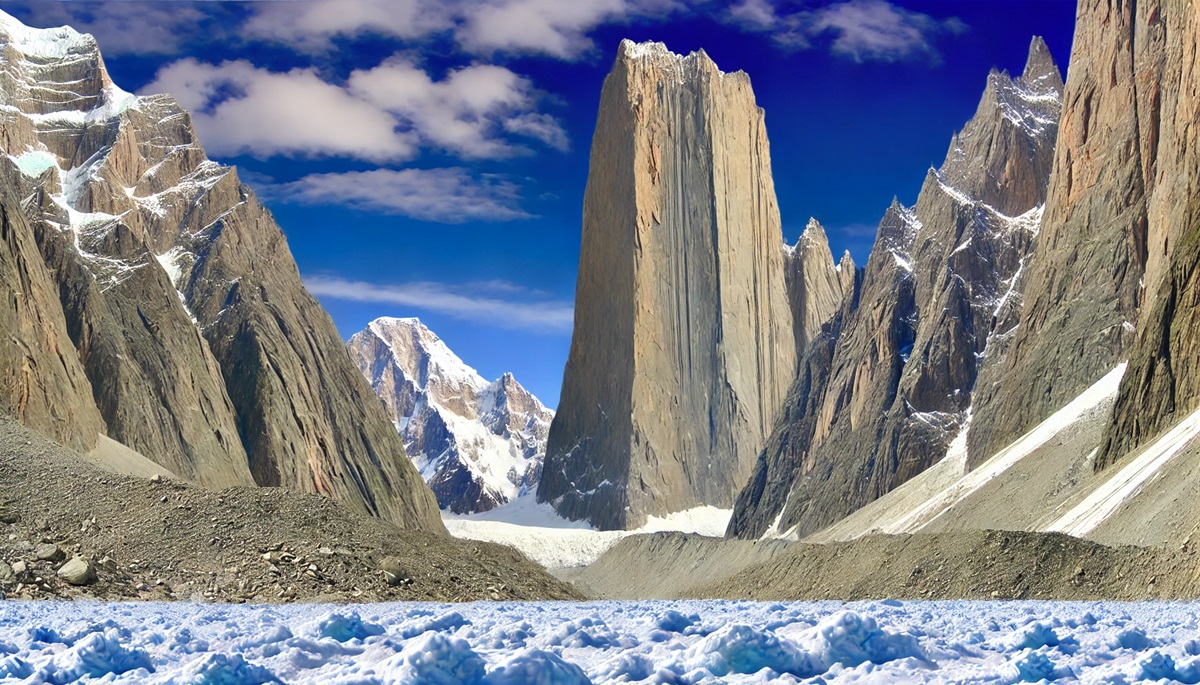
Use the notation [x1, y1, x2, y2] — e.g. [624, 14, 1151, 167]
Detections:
[1046, 403, 1200, 537]
[805, 365, 1127, 543]
[5, 600, 1200, 683]
[444, 496, 732, 568]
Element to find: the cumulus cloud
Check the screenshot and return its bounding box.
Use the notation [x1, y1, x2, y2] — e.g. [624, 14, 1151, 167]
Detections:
[140, 58, 566, 162]
[722, 0, 965, 63]
[304, 275, 574, 334]
[268, 168, 530, 224]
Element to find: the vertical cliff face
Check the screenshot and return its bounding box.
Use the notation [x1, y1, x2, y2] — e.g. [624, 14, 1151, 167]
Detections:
[0, 12, 443, 531]
[729, 39, 1062, 539]
[1096, 1, 1200, 468]
[540, 40, 796, 530]
[784, 219, 848, 359]
[0, 166, 105, 452]
[966, 4, 1153, 466]
[348, 318, 553, 514]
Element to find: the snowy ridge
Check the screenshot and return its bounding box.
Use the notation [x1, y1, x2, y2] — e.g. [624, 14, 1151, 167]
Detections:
[351, 317, 553, 513]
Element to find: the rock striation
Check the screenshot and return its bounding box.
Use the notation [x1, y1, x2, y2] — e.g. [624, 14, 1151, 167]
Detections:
[539, 40, 796, 530]
[0, 11, 442, 531]
[783, 219, 851, 359]
[348, 317, 553, 514]
[729, 38, 1063, 539]
[1089, 2, 1200, 469]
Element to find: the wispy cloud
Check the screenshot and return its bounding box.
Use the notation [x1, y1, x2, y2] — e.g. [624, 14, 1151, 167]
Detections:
[242, 0, 680, 60]
[12, 1, 233, 56]
[305, 275, 574, 334]
[266, 168, 531, 224]
[140, 57, 566, 162]
[723, 0, 966, 63]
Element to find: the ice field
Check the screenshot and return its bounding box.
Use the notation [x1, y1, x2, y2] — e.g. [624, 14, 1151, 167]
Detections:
[3, 600, 1200, 683]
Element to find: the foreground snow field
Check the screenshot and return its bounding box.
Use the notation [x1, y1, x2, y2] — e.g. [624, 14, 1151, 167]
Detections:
[2, 601, 1200, 683]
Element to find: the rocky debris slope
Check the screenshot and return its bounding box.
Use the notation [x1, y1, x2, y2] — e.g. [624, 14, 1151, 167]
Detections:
[0, 417, 580, 603]
[0, 11, 441, 531]
[540, 40, 796, 530]
[728, 38, 1063, 540]
[348, 317, 553, 514]
[783, 219, 854, 358]
[573, 530, 1200, 602]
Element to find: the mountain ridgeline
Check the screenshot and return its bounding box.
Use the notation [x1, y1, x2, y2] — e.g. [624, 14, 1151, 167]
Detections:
[546, 0, 1200, 544]
[0, 13, 442, 532]
[348, 318, 553, 515]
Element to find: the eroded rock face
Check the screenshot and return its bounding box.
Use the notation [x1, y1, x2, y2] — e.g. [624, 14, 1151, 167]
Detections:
[966, 5, 1152, 467]
[1095, 1, 1200, 468]
[729, 39, 1062, 540]
[0, 12, 442, 531]
[349, 318, 553, 514]
[539, 40, 796, 530]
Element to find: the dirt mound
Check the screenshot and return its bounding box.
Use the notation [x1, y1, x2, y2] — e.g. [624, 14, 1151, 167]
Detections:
[570, 530, 1200, 601]
[0, 418, 582, 603]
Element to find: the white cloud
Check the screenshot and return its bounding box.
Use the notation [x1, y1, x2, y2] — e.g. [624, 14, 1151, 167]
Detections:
[140, 58, 566, 162]
[726, 0, 777, 31]
[242, 0, 680, 60]
[304, 275, 574, 334]
[142, 59, 416, 162]
[268, 168, 530, 224]
[719, 0, 964, 62]
[811, 0, 966, 63]
[242, 0, 455, 52]
[14, 2, 223, 55]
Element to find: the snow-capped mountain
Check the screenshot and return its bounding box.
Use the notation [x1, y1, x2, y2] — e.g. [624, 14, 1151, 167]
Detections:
[0, 10, 442, 531]
[348, 318, 553, 514]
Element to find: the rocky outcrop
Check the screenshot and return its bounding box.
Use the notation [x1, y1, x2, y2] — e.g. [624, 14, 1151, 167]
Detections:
[349, 317, 553, 514]
[784, 219, 848, 358]
[539, 40, 796, 530]
[0, 11, 442, 531]
[966, 6, 1151, 466]
[729, 38, 1062, 539]
[0, 166, 104, 452]
[1096, 1, 1200, 468]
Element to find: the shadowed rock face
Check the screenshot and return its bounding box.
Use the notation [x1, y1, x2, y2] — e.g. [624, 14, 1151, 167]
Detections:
[348, 318, 553, 515]
[729, 38, 1062, 540]
[1095, 1, 1200, 469]
[539, 40, 796, 531]
[0, 12, 442, 531]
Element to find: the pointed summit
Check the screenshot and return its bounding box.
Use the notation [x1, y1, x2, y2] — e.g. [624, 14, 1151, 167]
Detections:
[784, 217, 844, 357]
[1022, 36, 1063, 92]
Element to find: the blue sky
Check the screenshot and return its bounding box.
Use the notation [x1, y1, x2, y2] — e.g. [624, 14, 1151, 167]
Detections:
[5, 0, 1075, 408]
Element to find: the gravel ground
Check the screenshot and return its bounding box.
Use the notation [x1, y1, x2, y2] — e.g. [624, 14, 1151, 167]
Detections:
[0, 418, 583, 604]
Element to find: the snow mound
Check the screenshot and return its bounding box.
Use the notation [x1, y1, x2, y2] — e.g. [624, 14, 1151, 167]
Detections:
[313, 612, 384, 643]
[686, 623, 817, 678]
[171, 653, 280, 685]
[40, 630, 154, 683]
[382, 632, 487, 685]
[487, 648, 592, 685]
[802, 610, 927, 669]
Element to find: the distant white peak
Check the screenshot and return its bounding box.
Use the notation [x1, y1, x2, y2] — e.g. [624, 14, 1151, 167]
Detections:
[369, 317, 487, 391]
[0, 9, 97, 59]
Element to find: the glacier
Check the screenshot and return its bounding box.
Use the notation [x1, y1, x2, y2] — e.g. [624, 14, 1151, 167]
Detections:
[2, 600, 1200, 683]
